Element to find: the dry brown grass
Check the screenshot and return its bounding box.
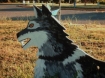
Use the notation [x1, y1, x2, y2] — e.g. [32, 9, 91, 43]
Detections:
[63, 21, 105, 61]
[0, 19, 105, 78]
[0, 20, 38, 78]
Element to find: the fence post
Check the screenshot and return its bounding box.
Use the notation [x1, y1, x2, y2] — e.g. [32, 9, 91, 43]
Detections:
[84, 0, 86, 6]
[27, 0, 29, 4]
[23, 0, 25, 4]
[74, 0, 76, 8]
[97, 1, 100, 8]
[59, 0, 61, 21]
[33, 0, 35, 3]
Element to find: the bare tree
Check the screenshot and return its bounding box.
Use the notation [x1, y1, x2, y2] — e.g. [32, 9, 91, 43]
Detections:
[84, 0, 87, 6]
[69, 0, 70, 3]
[7, 0, 11, 2]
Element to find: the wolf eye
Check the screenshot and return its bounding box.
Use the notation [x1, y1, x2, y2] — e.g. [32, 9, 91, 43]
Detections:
[29, 23, 34, 28]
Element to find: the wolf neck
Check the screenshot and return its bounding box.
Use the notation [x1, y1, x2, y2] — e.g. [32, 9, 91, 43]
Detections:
[38, 39, 77, 61]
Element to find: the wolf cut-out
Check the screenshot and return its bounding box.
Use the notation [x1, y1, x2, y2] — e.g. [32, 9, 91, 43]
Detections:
[17, 4, 105, 78]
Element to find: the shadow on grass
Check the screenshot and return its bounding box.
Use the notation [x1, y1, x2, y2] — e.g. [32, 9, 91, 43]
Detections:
[61, 12, 105, 20]
[61, 12, 105, 24]
[0, 7, 33, 11]
[1, 12, 105, 25]
[5, 16, 35, 21]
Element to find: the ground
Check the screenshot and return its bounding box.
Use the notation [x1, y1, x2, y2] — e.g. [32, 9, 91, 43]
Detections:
[0, 20, 105, 78]
[0, 3, 105, 78]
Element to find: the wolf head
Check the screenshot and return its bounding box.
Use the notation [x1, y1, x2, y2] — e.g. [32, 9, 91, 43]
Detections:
[17, 4, 76, 57]
[17, 4, 65, 49]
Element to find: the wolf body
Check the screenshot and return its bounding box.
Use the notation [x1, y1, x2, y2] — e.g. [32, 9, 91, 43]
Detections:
[17, 5, 105, 78]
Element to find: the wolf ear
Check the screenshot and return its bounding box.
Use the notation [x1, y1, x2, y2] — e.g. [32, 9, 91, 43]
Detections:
[52, 9, 60, 16]
[33, 5, 42, 18]
[42, 4, 52, 16]
[46, 3, 59, 16]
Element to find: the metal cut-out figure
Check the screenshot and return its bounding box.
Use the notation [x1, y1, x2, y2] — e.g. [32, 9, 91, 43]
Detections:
[17, 4, 105, 78]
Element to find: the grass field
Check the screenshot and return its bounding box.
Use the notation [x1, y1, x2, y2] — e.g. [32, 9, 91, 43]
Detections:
[0, 19, 105, 78]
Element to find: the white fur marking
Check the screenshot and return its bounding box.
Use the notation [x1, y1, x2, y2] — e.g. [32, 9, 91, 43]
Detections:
[63, 48, 86, 65]
[18, 31, 48, 49]
[74, 63, 83, 78]
[35, 59, 46, 78]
